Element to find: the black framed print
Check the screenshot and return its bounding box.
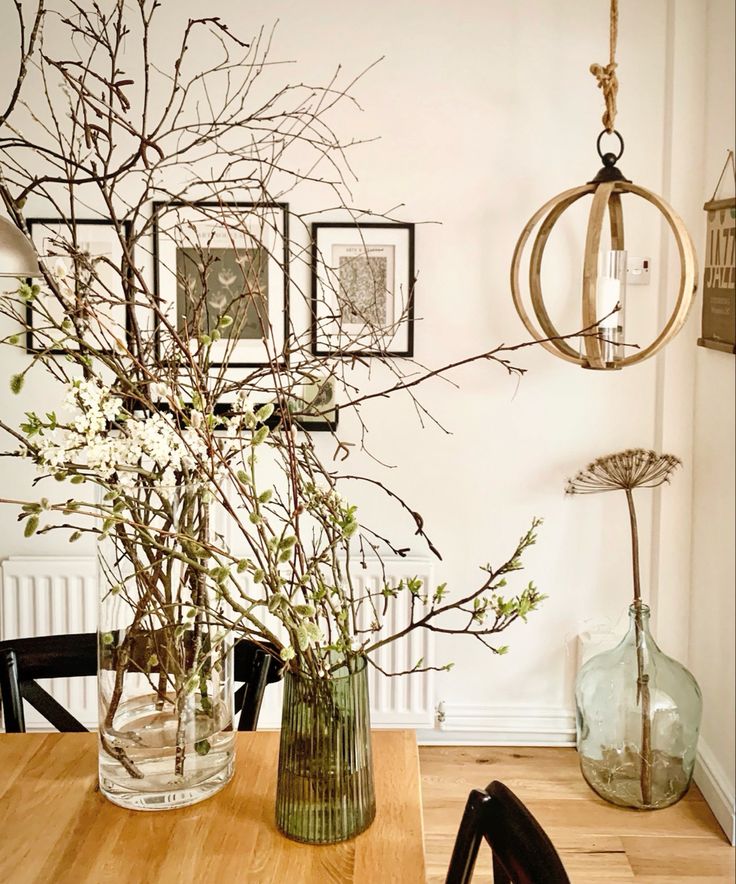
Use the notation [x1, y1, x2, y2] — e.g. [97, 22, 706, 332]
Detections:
[153, 201, 289, 367]
[25, 218, 133, 354]
[311, 222, 415, 356]
[289, 376, 339, 432]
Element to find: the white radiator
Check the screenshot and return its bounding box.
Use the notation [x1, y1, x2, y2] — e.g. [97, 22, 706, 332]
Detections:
[255, 556, 436, 729]
[0, 554, 435, 731]
[353, 557, 435, 728]
[0, 556, 98, 730]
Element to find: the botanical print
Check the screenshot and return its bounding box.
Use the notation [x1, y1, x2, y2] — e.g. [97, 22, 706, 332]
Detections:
[176, 246, 268, 340]
[292, 377, 337, 426]
[311, 223, 414, 357]
[333, 243, 395, 328]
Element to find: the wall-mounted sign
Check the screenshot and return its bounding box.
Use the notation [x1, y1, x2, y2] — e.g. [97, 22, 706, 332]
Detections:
[698, 196, 736, 354]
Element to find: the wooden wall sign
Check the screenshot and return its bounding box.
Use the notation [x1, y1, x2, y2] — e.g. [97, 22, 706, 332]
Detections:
[698, 191, 736, 354]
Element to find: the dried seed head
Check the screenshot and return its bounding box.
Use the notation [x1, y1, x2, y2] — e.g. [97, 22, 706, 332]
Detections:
[565, 449, 681, 495]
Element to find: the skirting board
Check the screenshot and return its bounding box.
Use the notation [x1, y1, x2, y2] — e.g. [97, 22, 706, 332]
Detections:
[417, 704, 577, 747]
[694, 739, 736, 845]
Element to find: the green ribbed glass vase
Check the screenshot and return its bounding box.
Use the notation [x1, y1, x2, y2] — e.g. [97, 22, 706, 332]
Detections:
[275, 656, 376, 843]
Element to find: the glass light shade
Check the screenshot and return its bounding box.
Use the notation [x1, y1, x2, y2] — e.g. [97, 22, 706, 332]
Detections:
[580, 249, 627, 365]
[0, 217, 41, 277]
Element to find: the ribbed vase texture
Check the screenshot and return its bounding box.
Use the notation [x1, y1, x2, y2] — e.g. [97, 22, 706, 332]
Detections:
[575, 604, 702, 810]
[276, 657, 376, 843]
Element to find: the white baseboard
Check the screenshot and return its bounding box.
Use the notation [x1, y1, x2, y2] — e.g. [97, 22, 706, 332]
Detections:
[417, 703, 576, 747]
[694, 739, 736, 845]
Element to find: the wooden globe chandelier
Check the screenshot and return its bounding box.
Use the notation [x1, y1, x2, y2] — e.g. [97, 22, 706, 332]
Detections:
[510, 0, 697, 370]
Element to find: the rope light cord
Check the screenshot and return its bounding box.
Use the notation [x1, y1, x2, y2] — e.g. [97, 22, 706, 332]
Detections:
[590, 0, 619, 133]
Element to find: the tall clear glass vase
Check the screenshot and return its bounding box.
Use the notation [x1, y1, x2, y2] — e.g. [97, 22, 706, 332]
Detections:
[575, 604, 702, 809]
[275, 656, 376, 843]
[97, 483, 235, 810]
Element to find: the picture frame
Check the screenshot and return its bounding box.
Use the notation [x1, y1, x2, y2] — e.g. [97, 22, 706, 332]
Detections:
[311, 222, 415, 356]
[147, 382, 338, 433]
[25, 218, 133, 354]
[153, 201, 289, 367]
[697, 196, 736, 354]
[288, 376, 339, 432]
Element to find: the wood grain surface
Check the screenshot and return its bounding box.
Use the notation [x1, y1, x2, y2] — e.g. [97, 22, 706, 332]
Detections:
[420, 745, 734, 884]
[4, 735, 731, 884]
[0, 730, 426, 884]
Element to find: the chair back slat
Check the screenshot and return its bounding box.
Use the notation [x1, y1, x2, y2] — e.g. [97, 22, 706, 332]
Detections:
[20, 681, 87, 732]
[0, 633, 281, 733]
[445, 780, 570, 884]
[445, 790, 488, 884]
[235, 649, 273, 731]
[0, 649, 26, 733]
[3, 633, 98, 680]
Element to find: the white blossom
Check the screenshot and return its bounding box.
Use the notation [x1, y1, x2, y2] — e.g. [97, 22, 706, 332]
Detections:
[33, 381, 218, 489]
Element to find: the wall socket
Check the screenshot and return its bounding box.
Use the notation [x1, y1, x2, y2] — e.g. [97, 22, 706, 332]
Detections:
[627, 256, 650, 285]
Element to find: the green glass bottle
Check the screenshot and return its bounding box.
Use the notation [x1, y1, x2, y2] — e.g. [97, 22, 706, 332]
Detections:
[576, 604, 702, 809]
[275, 656, 376, 843]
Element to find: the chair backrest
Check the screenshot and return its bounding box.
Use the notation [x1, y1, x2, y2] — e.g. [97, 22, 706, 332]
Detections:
[0, 633, 281, 733]
[445, 780, 570, 884]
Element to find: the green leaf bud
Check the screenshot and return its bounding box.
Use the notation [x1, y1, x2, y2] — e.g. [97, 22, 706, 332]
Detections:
[251, 425, 269, 446]
[255, 403, 274, 423]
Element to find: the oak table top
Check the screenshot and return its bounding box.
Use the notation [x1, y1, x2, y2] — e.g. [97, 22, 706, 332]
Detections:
[0, 729, 426, 884]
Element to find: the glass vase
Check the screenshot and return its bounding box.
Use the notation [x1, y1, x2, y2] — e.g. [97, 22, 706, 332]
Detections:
[575, 603, 702, 809]
[97, 483, 235, 810]
[275, 656, 376, 843]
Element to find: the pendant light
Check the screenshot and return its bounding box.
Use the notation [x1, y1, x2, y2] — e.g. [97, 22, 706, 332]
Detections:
[0, 217, 41, 278]
[510, 0, 697, 370]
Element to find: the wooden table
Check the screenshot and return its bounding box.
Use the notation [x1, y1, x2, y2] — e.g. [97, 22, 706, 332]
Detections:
[0, 730, 426, 884]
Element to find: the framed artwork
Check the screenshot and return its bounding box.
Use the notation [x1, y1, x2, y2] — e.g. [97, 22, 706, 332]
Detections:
[25, 218, 133, 354]
[289, 376, 339, 431]
[311, 222, 415, 356]
[149, 379, 338, 432]
[697, 196, 736, 354]
[153, 201, 289, 367]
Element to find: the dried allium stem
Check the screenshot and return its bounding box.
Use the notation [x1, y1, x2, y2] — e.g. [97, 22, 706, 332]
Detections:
[566, 448, 681, 806]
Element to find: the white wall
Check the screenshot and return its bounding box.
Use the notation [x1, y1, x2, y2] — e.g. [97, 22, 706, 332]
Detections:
[0, 0, 727, 775]
[689, 0, 736, 844]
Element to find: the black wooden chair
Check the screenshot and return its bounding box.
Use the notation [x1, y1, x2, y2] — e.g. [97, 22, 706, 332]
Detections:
[445, 780, 570, 884]
[0, 632, 281, 733]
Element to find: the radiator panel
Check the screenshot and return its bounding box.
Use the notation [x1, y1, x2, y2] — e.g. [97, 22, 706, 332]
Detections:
[0, 556, 98, 729]
[0, 554, 435, 731]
